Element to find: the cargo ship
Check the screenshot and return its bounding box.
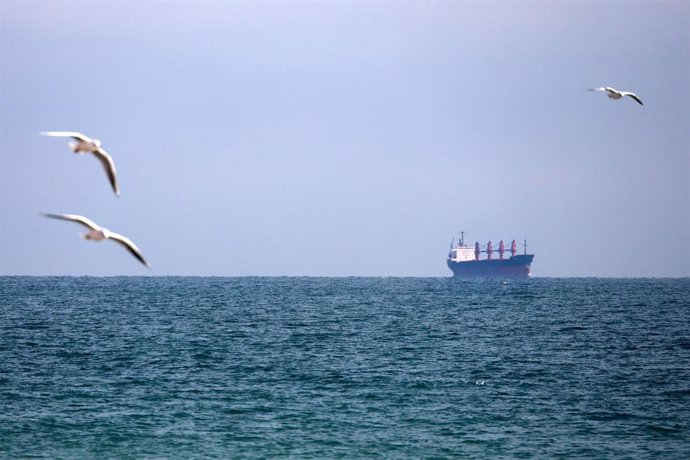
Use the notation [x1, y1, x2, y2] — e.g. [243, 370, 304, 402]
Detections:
[447, 232, 534, 278]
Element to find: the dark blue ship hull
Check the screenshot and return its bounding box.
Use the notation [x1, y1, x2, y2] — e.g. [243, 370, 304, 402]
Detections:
[447, 254, 534, 278]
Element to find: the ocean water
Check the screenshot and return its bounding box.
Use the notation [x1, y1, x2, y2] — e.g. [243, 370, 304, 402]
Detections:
[1, 277, 688, 459]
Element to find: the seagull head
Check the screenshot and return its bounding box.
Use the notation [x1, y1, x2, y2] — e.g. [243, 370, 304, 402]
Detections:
[93, 139, 102, 148]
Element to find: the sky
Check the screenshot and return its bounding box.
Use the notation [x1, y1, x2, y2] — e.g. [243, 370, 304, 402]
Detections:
[0, 0, 688, 277]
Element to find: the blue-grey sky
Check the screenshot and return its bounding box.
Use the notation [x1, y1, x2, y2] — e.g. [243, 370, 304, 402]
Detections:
[1, 1, 688, 277]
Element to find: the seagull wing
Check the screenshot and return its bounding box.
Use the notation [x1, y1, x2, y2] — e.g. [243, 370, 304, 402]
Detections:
[106, 231, 151, 267]
[93, 147, 120, 196]
[40, 131, 92, 142]
[588, 87, 607, 92]
[622, 92, 644, 106]
[41, 213, 101, 231]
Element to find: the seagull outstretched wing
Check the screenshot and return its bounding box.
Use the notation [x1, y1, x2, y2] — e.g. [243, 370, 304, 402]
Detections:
[93, 148, 120, 196]
[40, 131, 92, 143]
[41, 213, 102, 231]
[621, 92, 644, 106]
[107, 231, 150, 267]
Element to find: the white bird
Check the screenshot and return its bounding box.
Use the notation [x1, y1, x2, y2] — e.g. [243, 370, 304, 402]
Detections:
[40, 131, 120, 196]
[42, 213, 150, 267]
[588, 87, 643, 106]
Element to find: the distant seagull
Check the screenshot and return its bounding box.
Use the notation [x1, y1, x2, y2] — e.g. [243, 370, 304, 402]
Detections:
[588, 87, 644, 106]
[42, 213, 150, 267]
[40, 131, 120, 196]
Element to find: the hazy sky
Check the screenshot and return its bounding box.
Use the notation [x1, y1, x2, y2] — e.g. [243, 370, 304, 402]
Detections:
[1, 1, 688, 277]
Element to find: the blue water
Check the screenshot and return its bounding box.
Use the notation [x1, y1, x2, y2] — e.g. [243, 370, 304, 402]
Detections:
[1, 277, 689, 458]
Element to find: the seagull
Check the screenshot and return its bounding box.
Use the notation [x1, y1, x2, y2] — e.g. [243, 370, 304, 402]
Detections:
[41, 213, 150, 267]
[40, 131, 120, 196]
[588, 87, 643, 106]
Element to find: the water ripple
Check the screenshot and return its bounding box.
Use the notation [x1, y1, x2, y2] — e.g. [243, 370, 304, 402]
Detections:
[1, 277, 689, 458]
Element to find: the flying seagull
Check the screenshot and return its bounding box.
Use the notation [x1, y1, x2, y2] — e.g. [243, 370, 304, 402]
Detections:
[40, 131, 120, 196]
[41, 213, 150, 267]
[588, 87, 643, 106]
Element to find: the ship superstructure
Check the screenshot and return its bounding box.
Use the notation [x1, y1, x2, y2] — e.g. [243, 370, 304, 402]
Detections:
[447, 232, 534, 278]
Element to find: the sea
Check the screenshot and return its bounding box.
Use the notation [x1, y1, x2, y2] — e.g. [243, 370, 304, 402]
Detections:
[1, 277, 689, 459]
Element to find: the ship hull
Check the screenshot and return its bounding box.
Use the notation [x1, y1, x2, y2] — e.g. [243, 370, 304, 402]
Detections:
[447, 255, 534, 278]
